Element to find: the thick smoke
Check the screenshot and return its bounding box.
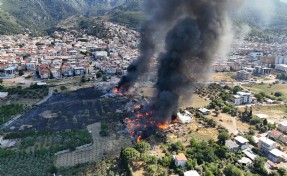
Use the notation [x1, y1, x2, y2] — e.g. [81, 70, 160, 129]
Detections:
[119, 0, 235, 122]
[152, 0, 233, 122]
[117, 0, 187, 90]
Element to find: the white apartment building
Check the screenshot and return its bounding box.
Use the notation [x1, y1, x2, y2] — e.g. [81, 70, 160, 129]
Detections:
[232, 92, 253, 105]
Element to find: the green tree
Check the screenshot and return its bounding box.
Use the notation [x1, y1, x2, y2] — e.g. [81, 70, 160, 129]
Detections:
[223, 164, 243, 176]
[81, 76, 86, 83]
[159, 155, 173, 167]
[135, 141, 151, 153]
[222, 106, 231, 113]
[103, 76, 107, 82]
[217, 131, 229, 145]
[254, 93, 264, 103]
[96, 71, 103, 78]
[122, 148, 140, 162]
[253, 157, 268, 176]
[18, 70, 24, 76]
[274, 92, 283, 97]
[233, 86, 242, 94]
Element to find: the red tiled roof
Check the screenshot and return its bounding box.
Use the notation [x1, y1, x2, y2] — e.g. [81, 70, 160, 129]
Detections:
[175, 153, 187, 161]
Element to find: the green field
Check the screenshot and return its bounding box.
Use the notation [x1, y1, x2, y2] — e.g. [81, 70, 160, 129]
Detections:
[242, 83, 287, 100]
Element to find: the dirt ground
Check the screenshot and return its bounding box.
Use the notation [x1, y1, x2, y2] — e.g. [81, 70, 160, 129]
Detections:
[165, 119, 219, 146]
[206, 113, 250, 135]
[55, 122, 132, 167]
[239, 105, 287, 124]
[211, 72, 236, 82]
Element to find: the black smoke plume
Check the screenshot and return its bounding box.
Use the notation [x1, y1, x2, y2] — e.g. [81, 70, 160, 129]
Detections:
[119, 0, 233, 123]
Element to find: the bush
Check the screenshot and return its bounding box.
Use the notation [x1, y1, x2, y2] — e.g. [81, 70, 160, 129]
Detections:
[222, 106, 231, 113]
[135, 141, 151, 153]
[60, 86, 67, 91]
[274, 92, 283, 97]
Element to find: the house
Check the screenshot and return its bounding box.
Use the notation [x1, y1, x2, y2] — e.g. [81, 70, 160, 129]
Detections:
[50, 68, 62, 79]
[74, 67, 85, 76]
[62, 65, 74, 77]
[173, 153, 188, 168]
[184, 170, 200, 176]
[254, 66, 272, 75]
[0, 135, 17, 148]
[39, 68, 50, 79]
[278, 121, 287, 133]
[278, 135, 287, 145]
[225, 140, 239, 153]
[38, 64, 50, 79]
[177, 111, 193, 124]
[234, 136, 249, 150]
[237, 70, 252, 80]
[268, 149, 287, 163]
[243, 148, 258, 161]
[197, 108, 211, 115]
[68, 50, 78, 56]
[26, 62, 36, 71]
[232, 92, 253, 105]
[268, 130, 283, 140]
[258, 137, 277, 154]
[4, 67, 16, 78]
[255, 114, 269, 119]
[0, 92, 8, 100]
[238, 157, 253, 166]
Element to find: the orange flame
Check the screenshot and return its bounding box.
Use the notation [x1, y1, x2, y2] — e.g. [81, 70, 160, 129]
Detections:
[137, 136, 142, 142]
[114, 87, 119, 93]
[157, 121, 169, 129]
[134, 104, 141, 109]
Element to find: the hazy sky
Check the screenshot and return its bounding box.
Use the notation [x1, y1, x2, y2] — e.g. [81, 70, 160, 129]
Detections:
[281, 0, 287, 3]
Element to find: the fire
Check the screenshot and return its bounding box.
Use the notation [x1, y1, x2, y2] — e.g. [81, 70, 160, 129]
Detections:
[172, 118, 177, 123]
[114, 87, 119, 93]
[137, 136, 142, 142]
[134, 104, 141, 109]
[113, 87, 123, 96]
[157, 121, 169, 129]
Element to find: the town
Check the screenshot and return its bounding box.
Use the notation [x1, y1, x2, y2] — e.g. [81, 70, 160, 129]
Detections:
[1, 7, 287, 176]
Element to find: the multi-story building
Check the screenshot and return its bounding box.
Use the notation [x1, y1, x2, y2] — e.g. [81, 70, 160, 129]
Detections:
[278, 121, 287, 133]
[258, 137, 277, 154]
[232, 92, 253, 105]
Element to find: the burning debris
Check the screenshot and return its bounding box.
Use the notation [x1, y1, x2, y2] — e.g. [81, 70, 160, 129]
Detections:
[117, 0, 235, 141]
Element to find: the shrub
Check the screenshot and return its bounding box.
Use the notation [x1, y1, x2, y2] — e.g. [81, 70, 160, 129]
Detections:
[274, 92, 283, 97]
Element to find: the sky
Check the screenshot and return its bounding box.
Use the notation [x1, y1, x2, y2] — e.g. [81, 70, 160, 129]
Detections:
[280, 0, 287, 3]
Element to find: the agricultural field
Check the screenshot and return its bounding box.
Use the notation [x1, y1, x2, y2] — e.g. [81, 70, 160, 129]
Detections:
[242, 82, 287, 100]
[0, 151, 54, 176]
[8, 129, 93, 152]
[55, 123, 132, 167]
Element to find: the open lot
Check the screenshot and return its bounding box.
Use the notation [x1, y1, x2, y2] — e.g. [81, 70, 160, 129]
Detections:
[206, 113, 250, 135]
[211, 72, 236, 82]
[242, 83, 287, 100]
[239, 105, 287, 124]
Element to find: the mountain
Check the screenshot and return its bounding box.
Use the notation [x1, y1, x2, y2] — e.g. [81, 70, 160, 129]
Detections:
[0, 0, 287, 36]
[0, 0, 127, 35]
